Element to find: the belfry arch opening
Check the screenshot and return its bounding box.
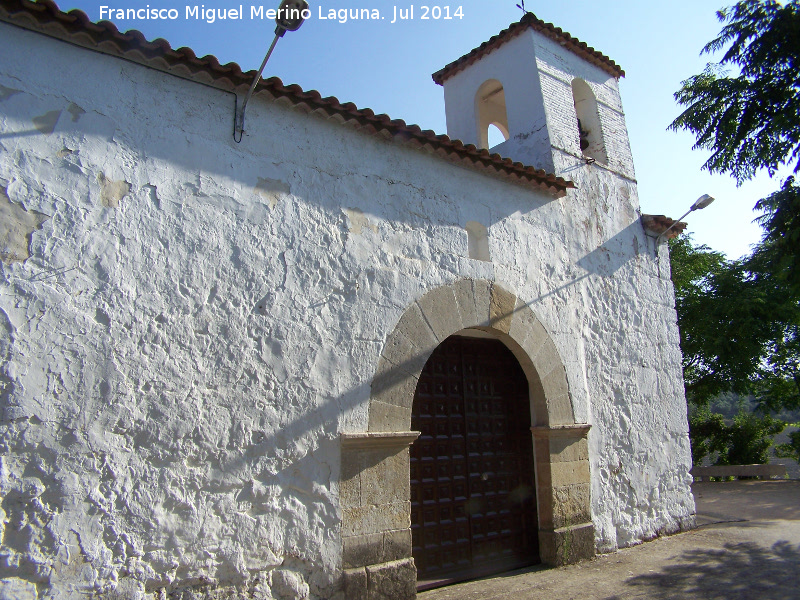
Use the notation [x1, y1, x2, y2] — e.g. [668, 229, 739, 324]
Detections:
[475, 79, 510, 150]
[410, 331, 539, 590]
[571, 78, 607, 164]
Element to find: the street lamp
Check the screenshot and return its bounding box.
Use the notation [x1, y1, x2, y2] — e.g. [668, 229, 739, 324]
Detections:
[233, 0, 309, 142]
[655, 194, 716, 247]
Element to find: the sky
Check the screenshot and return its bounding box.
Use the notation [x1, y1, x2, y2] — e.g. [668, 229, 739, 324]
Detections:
[59, 0, 791, 260]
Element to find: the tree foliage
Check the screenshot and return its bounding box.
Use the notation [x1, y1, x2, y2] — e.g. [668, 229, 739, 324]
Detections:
[669, 235, 800, 410]
[670, 1, 800, 466]
[752, 177, 800, 295]
[689, 406, 785, 466]
[776, 428, 800, 463]
[669, 0, 800, 183]
[672, 0, 800, 293]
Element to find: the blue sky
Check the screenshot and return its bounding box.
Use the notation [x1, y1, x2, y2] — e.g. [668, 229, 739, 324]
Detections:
[60, 0, 790, 260]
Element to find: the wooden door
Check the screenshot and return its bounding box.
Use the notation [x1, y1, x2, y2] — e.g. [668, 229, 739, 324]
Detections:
[410, 336, 539, 590]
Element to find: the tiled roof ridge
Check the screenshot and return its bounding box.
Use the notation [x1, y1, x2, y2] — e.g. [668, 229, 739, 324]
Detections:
[432, 12, 625, 85]
[0, 0, 574, 196]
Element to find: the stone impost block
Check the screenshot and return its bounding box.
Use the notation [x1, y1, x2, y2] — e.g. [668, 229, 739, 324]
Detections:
[472, 279, 492, 326]
[342, 502, 411, 537]
[489, 284, 516, 334]
[343, 567, 368, 600]
[539, 523, 595, 566]
[417, 286, 463, 342]
[366, 558, 417, 600]
[531, 424, 591, 439]
[341, 432, 420, 451]
[451, 278, 478, 328]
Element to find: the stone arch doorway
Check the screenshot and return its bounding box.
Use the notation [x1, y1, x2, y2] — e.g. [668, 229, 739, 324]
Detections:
[411, 334, 539, 590]
[341, 280, 593, 600]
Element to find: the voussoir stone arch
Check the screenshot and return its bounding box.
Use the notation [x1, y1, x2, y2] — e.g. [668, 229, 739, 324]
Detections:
[368, 278, 577, 432]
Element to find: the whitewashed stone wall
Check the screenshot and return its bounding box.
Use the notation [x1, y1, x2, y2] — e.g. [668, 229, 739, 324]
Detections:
[531, 33, 696, 551]
[439, 27, 695, 554]
[0, 19, 693, 600]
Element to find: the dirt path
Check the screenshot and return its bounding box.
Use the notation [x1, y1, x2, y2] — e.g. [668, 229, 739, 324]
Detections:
[418, 481, 800, 600]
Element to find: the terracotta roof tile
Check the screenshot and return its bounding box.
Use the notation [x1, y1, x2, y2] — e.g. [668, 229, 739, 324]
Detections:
[641, 214, 687, 240]
[0, 0, 574, 197]
[432, 12, 624, 85]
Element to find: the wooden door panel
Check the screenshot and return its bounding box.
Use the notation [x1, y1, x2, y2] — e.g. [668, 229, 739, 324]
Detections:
[411, 336, 539, 590]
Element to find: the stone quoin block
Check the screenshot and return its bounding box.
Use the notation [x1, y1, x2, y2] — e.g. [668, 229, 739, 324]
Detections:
[342, 502, 411, 538]
[552, 483, 593, 528]
[343, 568, 369, 600]
[548, 435, 589, 464]
[343, 532, 384, 569]
[366, 558, 417, 600]
[382, 528, 413, 564]
[539, 523, 596, 566]
[342, 528, 414, 569]
[360, 450, 410, 506]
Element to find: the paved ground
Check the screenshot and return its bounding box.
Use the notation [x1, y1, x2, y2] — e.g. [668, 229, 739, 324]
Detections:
[418, 480, 800, 600]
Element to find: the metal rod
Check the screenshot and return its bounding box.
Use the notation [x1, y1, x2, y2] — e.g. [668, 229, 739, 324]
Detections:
[656, 208, 692, 246]
[234, 32, 281, 142]
[654, 207, 692, 260]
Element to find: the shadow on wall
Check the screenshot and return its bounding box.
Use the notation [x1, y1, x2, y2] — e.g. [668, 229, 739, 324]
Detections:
[576, 221, 646, 278]
[528, 220, 647, 305]
[606, 541, 800, 600]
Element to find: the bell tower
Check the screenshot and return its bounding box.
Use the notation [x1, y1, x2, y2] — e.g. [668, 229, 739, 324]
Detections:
[432, 13, 632, 181]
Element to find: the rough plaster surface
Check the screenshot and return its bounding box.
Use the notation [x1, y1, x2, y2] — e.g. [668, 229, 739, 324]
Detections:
[0, 21, 694, 599]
